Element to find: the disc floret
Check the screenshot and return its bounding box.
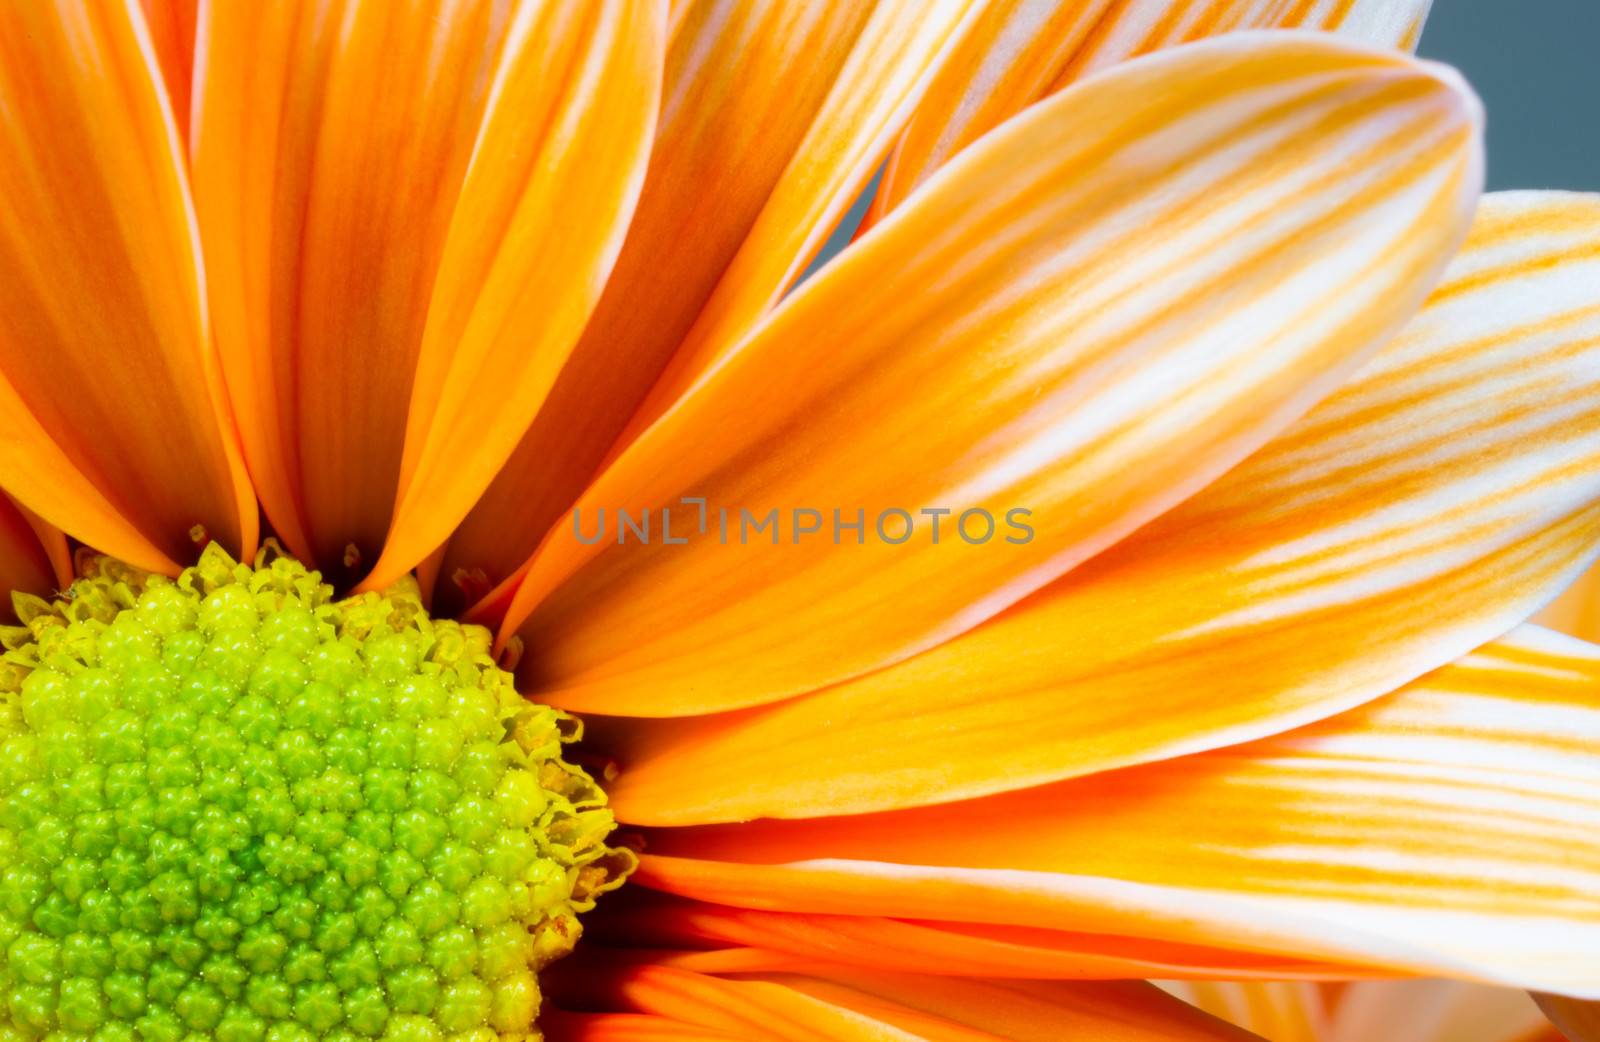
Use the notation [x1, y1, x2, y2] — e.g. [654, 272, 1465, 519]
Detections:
[0, 546, 630, 1041]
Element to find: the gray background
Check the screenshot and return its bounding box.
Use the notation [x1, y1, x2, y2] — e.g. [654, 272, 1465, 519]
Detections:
[809, 3, 1598, 273]
[1419, 0, 1597, 191]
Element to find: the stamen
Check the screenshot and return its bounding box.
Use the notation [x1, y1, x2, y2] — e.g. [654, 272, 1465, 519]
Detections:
[0, 545, 630, 1039]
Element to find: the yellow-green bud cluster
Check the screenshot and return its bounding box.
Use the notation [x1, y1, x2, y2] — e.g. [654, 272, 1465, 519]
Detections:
[0, 547, 629, 1041]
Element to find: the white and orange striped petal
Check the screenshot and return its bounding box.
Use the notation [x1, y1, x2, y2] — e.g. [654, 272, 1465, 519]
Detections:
[869, 0, 1434, 226]
[499, 33, 1481, 719]
[607, 189, 1600, 824]
[635, 627, 1600, 996]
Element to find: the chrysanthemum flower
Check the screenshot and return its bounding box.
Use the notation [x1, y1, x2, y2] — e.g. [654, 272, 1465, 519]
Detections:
[0, 1, 1597, 1040]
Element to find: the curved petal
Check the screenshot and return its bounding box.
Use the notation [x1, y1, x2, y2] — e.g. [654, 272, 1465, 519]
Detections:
[501, 33, 1482, 717]
[868, 0, 1433, 226]
[552, 961, 1267, 1042]
[0, 495, 61, 623]
[435, 0, 983, 613]
[0, 0, 256, 572]
[1535, 995, 1600, 1042]
[608, 190, 1600, 823]
[193, 0, 659, 584]
[635, 626, 1600, 996]
[361, 0, 664, 589]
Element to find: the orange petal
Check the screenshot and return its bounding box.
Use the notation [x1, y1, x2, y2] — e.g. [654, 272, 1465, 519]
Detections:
[499, 34, 1481, 717]
[1535, 996, 1600, 1042]
[434, 0, 981, 612]
[194, 0, 657, 581]
[138, 0, 197, 138]
[544, 1011, 754, 1042]
[556, 961, 1266, 1041]
[0, 495, 60, 622]
[636, 626, 1600, 996]
[867, 0, 1434, 227]
[359, 1, 664, 590]
[607, 190, 1600, 823]
[0, 1, 256, 573]
[596, 896, 1373, 981]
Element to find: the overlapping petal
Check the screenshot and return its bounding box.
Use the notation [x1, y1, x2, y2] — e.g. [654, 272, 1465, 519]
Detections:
[866, 0, 1434, 225]
[591, 894, 1369, 981]
[0, 1, 257, 572]
[366, 1, 664, 589]
[499, 34, 1482, 717]
[635, 627, 1600, 996]
[607, 190, 1600, 823]
[192, 0, 660, 585]
[548, 961, 1266, 1041]
[138, 0, 197, 137]
[436, 0, 984, 611]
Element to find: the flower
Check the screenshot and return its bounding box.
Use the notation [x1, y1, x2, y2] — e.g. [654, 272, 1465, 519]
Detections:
[0, 1, 1597, 1040]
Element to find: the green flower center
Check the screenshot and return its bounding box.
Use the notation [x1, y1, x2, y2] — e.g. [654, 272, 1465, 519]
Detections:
[0, 547, 630, 1041]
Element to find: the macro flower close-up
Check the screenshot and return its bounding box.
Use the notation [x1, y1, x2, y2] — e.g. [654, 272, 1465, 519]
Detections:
[1, 1, 1598, 1040]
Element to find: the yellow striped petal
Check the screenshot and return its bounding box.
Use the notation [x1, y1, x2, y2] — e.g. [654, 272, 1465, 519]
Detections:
[0, 0, 257, 572]
[870, 0, 1433, 225]
[636, 626, 1600, 996]
[435, 0, 983, 612]
[498, 34, 1481, 718]
[607, 190, 1600, 823]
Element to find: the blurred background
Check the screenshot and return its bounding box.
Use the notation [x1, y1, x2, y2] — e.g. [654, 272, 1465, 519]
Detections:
[1419, 0, 1597, 190]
